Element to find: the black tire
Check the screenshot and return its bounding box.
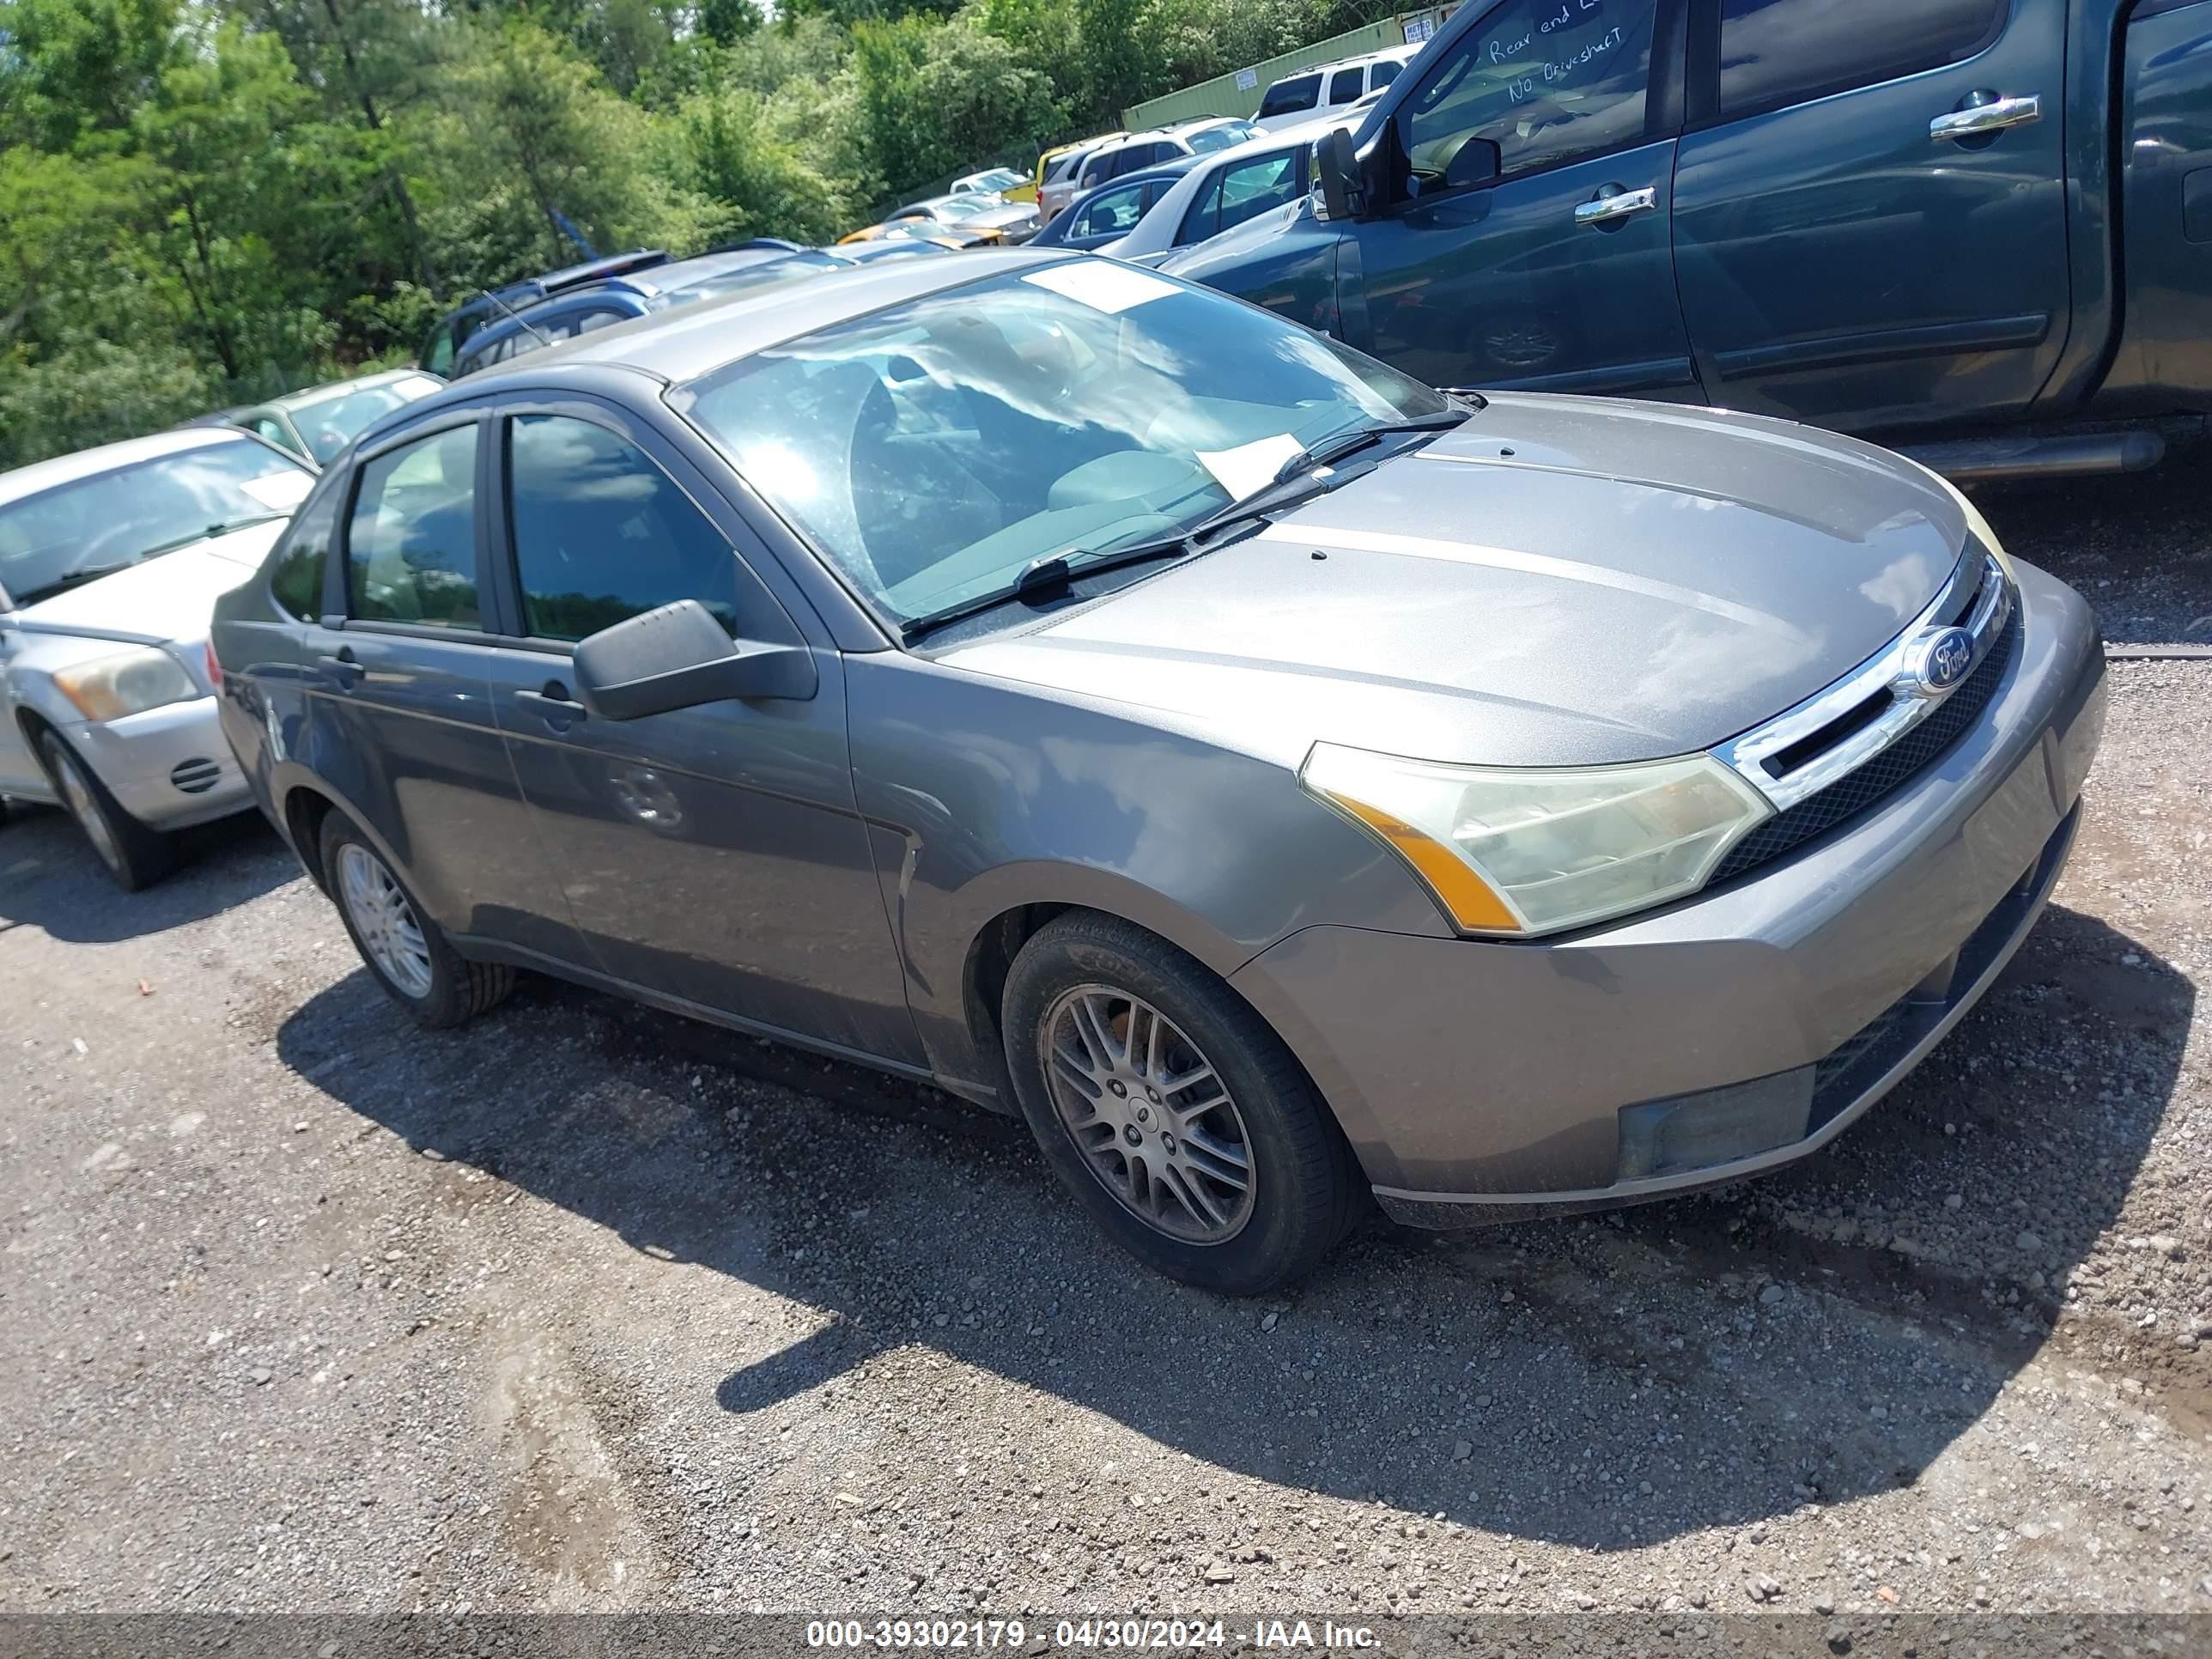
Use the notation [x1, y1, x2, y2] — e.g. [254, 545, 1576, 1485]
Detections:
[36, 728, 177, 891]
[1001, 911, 1364, 1295]
[319, 810, 513, 1030]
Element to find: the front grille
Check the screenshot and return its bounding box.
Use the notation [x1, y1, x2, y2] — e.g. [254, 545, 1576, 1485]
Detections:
[1711, 608, 2021, 885]
[169, 757, 222, 795]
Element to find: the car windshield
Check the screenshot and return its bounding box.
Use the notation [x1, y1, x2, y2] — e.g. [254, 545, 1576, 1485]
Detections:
[965, 169, 1024, 192]
[0, 441, 313, 609]
[284, 375, 445, 464]
[1185, 121, 1261, 153]
[679, 262, 1446, 628]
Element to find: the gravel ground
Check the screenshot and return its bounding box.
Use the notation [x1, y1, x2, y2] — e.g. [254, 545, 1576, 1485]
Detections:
[0, 463, 2207, 1620]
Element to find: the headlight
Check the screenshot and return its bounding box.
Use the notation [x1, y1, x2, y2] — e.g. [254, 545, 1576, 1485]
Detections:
[1301, 743, 1775, 938]
[52, 647, 198, 723]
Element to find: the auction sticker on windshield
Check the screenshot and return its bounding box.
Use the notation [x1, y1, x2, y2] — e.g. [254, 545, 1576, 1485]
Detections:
[1021, 262, 1179, 314]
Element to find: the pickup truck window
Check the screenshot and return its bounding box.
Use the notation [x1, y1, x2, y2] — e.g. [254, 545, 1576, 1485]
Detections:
[1717, 0, 2007, 120]
[1259, 74, 1321, 118]
[1401, 0, 1658, 189]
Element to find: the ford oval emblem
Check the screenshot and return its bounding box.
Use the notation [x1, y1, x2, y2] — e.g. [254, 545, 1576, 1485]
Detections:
[1907, 626, 1978, 697]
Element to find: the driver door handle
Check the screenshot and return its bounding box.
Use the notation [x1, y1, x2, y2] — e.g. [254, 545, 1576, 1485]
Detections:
[1573, 186, 1656, 228]
[315, 647, 364, 689]
[1930, 94, 2041, 142]
[516, 680, 587, 729]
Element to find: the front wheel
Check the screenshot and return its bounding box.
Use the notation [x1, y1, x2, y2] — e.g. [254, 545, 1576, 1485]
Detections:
[1001, 913, 1364, 1295]
[37, 728, 176, 890]
[320, 811, 513, 1029]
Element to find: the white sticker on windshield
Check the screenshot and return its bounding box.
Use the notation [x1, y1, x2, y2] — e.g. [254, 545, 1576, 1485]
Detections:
[1196, 433, 1308, 500]
[1021, 261, 1179, 314]
[240, 471, 313, 510]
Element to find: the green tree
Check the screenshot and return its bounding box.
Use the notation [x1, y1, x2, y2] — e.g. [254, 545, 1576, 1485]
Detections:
[851, 9, 1057, 198]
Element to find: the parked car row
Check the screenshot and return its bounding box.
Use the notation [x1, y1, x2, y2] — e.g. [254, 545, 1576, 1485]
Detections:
[9, 0, 2186, 1294]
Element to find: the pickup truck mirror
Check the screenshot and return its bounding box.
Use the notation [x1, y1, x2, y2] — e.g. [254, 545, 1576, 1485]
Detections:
[1443, 137, 1502, 192]
[1316, 127, 1363, 222]
[573, 599, 817, 720]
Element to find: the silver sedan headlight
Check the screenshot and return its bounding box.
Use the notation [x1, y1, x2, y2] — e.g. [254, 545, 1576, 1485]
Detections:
[1301, 742, 1775, 938]
[51, 647, 198, 724]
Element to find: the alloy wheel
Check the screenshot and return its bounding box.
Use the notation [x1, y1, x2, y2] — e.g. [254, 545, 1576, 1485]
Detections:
[336, 842, 435, 1000]
[1037, 984, 1255, 1244]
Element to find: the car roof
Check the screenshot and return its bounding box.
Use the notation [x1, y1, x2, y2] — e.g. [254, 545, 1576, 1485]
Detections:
[0, 427, 260, 507]
[398, 249, 1078, 410]
[272, 368, 442, 412]
[602, 246, 805, 296]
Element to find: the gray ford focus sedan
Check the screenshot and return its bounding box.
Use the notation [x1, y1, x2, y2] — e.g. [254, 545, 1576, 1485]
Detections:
[211, 251, 2106, 1294]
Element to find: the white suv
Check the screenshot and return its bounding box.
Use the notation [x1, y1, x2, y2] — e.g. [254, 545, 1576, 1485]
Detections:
[1071, 119, 1264, 197]
[1252, 45, 1419, 132]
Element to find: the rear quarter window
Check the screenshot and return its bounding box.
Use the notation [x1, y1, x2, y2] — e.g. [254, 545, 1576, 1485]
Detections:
[268, 472, 346, 620]
[1258, 74, 1321, 118]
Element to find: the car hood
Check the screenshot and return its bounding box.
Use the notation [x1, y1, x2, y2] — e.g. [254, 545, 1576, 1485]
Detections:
[937, 395, 1970, 769]
[9, 520, 285, 646]
[963, 204, 1038, 229]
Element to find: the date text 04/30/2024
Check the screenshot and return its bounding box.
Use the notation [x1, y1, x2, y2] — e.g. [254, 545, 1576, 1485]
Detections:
[804, 1620, 1379, 1650]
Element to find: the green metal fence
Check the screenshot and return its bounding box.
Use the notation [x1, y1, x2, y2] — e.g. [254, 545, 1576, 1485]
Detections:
[1121, 7, 1452, 129]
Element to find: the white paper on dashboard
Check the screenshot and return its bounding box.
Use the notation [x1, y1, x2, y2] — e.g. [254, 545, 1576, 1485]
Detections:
[1195, 433, 1306, 500]
[240, 471, 315, 510]
[1020, 261, 1179, 314]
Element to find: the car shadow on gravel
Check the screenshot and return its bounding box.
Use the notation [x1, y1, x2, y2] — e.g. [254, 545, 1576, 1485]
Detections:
[276, 902, 2190, 1551]
[0, 805, 294, 943]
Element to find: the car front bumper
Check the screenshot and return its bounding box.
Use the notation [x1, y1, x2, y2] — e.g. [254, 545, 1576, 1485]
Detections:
[55, 696, 252, 830]
[1228, 560, 2108, 1220]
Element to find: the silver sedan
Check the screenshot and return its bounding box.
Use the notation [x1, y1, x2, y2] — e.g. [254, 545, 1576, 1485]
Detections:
[0, 428, 313, 887]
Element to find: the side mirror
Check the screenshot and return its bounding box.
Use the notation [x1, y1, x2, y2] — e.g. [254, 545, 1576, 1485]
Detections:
[1443, 137, 1502, 192]
[573, 599, 816, 720]
[1316, 127, 1362, 222]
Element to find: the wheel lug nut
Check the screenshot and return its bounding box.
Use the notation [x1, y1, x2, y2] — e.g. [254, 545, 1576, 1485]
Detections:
[1107, 1080, 1126, 1097]
[1146, 1088, 1160, 1103]
[1162, 1133, 1178, 1153]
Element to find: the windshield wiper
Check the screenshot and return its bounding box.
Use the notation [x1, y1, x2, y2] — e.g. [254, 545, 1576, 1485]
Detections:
[894, 415, 1468, 647]
[899, 537, 1204, 645]
[137, 511, 294, 558]
[14, 563, 140, 605]
[1267, 407, 1475, 487]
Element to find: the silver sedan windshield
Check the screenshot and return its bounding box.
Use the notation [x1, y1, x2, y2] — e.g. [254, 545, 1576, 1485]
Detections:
[679, 263, 1445, 625]
[0, 441, 313, 608]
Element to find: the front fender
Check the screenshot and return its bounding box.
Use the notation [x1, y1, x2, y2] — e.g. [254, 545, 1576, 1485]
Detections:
[844, 654, 1449, 1091]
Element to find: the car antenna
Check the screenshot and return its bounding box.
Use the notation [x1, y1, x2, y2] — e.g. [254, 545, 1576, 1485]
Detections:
[478, 289, 553, 347]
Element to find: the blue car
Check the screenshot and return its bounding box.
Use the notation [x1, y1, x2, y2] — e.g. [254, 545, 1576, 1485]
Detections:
[1030, 160, 1200, 252]
[416, 249, 673, 375]
[451, 244, 854, 377]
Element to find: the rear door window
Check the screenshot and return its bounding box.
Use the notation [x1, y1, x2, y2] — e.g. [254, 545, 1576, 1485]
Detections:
[1370, 57, 1404, 89]
[1258, 74, 1321, 118]
[1716, 0, 2008, 119]
[270, 476, 343, 620]
[345, 424, 480, 629]
[1328, 66, 1365, 104]
[1181, 150, 1306, 245]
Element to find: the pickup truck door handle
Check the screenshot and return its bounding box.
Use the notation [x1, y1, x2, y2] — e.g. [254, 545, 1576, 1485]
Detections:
[315, 647, 364, 688]
[515, 681, 587, 730]
[1572, 186, 1656, 228]
[1930, 94, 2042, 142]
